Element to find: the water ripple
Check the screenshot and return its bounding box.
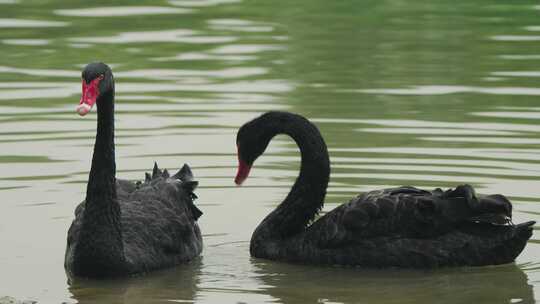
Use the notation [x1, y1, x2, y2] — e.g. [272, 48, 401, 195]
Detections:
[491, 35, 540, 41]
[316, 118, 540, 132]
[211, 44, 285, 54]
[473, 111, 540, 119]
[492, 71, 540, 77]
[2, 39, 49, 46]
[169, 0, 241, 7]
[0, 18, 67, 28]
[357, 85, 540, 96]
[329, 147, 540, 161]
[421, 136, 540, 145]
[499, 54, 540, 60]
[359, 127, 517, 136]
[207, 19, 274, 32]
[70, 29, 235, 44]
[54, 6, 191, 17]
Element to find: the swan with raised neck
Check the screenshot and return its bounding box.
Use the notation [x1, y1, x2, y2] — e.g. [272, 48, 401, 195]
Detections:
[65, 62, 202, 278]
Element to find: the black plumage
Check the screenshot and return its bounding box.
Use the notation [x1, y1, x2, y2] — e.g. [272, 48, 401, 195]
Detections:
[236, 111, 534, 268]
[64, 62, 202, 278]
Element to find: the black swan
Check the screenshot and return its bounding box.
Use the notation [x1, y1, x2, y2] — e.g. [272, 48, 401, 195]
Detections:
[65, 62, 203, 278]
[235, 111, 535, 268]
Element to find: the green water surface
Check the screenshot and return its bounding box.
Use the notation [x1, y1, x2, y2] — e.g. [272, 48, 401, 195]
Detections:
[0, 0, 538, 303]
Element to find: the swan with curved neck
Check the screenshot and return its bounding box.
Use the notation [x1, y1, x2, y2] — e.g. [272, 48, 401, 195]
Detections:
[65, 62, 202, 278]
[235, 111, 534, 267]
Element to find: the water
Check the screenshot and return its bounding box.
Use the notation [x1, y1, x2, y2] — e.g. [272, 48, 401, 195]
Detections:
[0, 0, 539, 303]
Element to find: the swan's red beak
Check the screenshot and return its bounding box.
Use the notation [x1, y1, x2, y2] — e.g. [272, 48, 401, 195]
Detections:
[235, 158, 251, 186]
[77, 77, 101, 116]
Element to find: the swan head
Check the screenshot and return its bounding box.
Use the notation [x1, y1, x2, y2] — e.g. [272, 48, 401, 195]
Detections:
[234, 125, 258, 185]
[235, 112, 284, 185]
[77, 62, 114, 116]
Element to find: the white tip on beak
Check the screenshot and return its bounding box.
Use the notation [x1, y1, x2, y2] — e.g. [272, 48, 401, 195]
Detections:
[76, 103, 92, 116]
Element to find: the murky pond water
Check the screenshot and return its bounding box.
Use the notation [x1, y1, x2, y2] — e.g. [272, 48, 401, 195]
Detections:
[0, 0, 539, 303]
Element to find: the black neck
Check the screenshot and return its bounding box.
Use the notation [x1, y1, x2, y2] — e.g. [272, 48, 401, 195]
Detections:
[86, 93, 116, 205]
[87, 90, 116, 202]
[74, 89, 125, 275]
[253, 112, 330, 241]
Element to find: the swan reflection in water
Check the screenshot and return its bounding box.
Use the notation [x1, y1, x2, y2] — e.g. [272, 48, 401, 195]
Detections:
[67, 253, 536, 304]
[68, 258, 201, 304]
[252, 259, 535, 304]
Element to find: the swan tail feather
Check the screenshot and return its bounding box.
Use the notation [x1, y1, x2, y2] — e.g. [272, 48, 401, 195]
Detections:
[174, 163, 194, 181]
[182, 181, 198, 192]
[190, 204, 203, 220]
[439, 184, 513, 218]
[152, 162, 162, 179]
[177, 164, 201, 219]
